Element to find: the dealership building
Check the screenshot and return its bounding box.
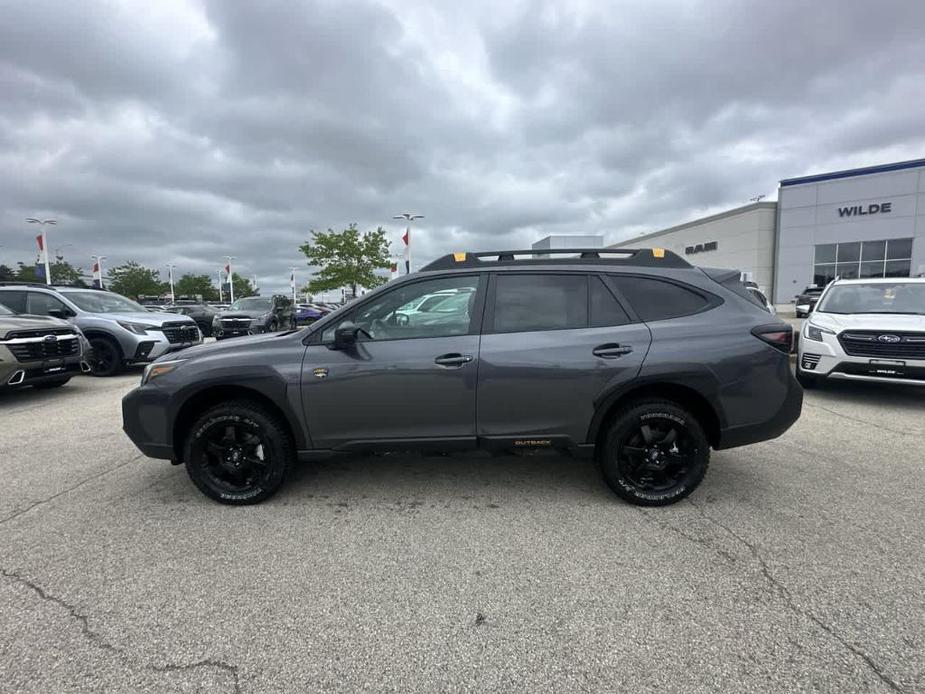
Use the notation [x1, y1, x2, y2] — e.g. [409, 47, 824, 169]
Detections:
[610, 158, 925, 306]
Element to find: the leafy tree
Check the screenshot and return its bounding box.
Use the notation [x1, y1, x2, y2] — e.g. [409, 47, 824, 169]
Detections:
[299, 224, 391, 298]
[230, 274, 257, 300]
[174, 273, 219, 301]
[0, 264, 16, 281]
[108, 261, 167, 299]
[14, 259, 86, 286]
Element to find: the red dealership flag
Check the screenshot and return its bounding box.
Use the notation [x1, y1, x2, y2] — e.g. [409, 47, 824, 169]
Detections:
[36, 234, 44, 251]
[92, 261, 99, 274]
[402, 229, 409, 246]
[224, 263, 230, 275]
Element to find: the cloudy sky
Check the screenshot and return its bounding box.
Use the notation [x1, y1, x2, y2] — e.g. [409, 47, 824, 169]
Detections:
[1, 0, 924, 295]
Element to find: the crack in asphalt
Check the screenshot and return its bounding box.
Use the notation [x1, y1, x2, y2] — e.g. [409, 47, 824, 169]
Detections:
[0, 455, 143, 526]
[685, 498, 904, 693]
[802, 401, 918, 438]
[0, 567, 241, 693]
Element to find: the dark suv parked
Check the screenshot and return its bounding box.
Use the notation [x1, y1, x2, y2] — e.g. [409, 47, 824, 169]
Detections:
[213, 295, 295, 339]
[123, 248, 802, 506]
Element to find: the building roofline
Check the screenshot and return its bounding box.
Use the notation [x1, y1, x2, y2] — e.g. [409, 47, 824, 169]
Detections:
[780, 158, 925, 187]
[609, 201, 777, 248]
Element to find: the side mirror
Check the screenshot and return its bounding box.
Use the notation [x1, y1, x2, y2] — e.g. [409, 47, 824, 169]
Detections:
[333, 322, 360, 350]
[48, 308, 73, 319]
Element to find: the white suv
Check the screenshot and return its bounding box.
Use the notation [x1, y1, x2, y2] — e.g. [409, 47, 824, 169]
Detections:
[797, 277, 925, 388]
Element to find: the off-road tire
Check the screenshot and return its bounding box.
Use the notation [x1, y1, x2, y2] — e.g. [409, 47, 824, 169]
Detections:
[600, 399, 710, 507]
[88, 336, 123, 377]
[184, 400, 293, 505]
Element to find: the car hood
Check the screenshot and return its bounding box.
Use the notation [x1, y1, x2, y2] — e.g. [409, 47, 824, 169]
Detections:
[158, 331, 287, 361]
[0, 313, 72, 338]
[90, 311, 197, 326]
[810, 313, 925, 332]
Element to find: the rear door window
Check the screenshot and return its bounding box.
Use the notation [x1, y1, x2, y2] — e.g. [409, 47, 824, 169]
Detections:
[26, 291, 69, 316]
[609, 276, 712, 322]
[491, 274, 587, 333]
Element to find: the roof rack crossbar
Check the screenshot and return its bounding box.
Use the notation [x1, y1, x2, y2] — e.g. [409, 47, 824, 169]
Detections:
[420, 247, 690, 272]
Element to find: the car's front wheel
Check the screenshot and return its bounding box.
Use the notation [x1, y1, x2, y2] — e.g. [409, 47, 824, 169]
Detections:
[600, 399, 710, 506]
[184, 400, 293, 504]
[88, 337, 122, 376]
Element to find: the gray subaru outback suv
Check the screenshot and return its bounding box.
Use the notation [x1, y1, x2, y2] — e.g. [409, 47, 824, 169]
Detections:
[0, 284, 201, 376]
[122, 248, 802, 506]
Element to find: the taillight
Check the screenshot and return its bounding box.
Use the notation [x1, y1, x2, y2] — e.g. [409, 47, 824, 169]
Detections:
[752, 324, 793, 354]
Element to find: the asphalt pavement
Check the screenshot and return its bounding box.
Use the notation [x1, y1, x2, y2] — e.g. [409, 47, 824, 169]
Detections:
[0, 372, 923, 693]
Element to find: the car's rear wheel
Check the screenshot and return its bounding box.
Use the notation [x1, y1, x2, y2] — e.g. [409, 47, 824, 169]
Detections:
[600, 399, 710, 506]
[33, 377, 72, 389]
[184, 400, 293, 505]
[88, 337, 122, 376]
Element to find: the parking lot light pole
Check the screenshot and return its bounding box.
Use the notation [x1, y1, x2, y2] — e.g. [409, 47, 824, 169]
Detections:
[393, 213, 423, 274]
[26, 218, 57, 285]
[289, 267, 298, 304]
[216, 270, 224, 302]
[166, 264, 176, 303]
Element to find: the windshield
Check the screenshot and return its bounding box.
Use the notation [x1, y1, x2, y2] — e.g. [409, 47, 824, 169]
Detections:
[65, 291, 147, 313]
[229, 296, 271, 311]
[0, 302, 12, 315]
[816, 282, 925, 315]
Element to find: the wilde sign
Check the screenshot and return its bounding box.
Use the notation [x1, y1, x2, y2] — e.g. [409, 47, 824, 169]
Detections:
[838, 202, 892, 217]
[685, 241, 718, 255]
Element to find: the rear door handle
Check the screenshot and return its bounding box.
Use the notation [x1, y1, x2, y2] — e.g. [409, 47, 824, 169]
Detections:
[434, 353, 474, 367]
[593, 343, 633, 358]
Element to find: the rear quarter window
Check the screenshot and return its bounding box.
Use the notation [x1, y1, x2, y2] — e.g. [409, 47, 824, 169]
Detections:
[609, 275, 714, 322]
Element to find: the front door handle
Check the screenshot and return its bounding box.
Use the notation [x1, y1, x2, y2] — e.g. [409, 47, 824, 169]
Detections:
[593, 343, 633, 359]
[434, 353, 474, 367]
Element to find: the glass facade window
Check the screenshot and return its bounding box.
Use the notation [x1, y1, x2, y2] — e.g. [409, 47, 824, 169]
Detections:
[813, 238, 912, 284]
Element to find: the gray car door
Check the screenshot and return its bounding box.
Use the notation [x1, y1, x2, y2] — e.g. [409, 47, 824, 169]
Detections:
[301, 274, 486, 450]
[476, 272, 651, 446]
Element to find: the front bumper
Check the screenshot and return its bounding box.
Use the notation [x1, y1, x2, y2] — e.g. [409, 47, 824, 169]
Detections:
[122, 385, 175, 460]
[124, 331, 201, 364]
[799, 331, 925, 386]
[2, 358, 85, 389]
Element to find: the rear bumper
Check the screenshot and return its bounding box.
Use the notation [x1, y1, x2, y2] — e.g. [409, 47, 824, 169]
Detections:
[715, 370, 803, 450]
[122, 385, 174, 460]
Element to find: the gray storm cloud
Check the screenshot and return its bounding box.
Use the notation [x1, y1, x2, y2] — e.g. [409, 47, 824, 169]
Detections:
[1, 0, 924, 293]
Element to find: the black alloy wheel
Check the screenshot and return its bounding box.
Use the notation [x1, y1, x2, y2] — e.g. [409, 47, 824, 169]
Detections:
[601, 400, 709, 506]
[88, 337, 122, 377]
[184, 401, 292, 504]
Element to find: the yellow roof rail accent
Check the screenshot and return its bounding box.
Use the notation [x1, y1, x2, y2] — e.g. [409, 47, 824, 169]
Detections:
[453, 252, 467, 262]
[652, 248, 665, 258]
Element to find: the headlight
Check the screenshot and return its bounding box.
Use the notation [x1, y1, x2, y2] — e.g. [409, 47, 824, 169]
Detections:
[212, 316, 221, 327]
[141, 359, 186, 386]
[118, 321, 156, 335]
[805, 323, 835, 342]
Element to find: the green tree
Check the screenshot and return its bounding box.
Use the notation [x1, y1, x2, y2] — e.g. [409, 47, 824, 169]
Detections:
[174, 273, 219, 301]
[230, 274, 257, 300]
[14, 259, 86, 285]
[0, 264, 14, 281]
[108, 261, 167, 299]
[299, 224, 391, 298]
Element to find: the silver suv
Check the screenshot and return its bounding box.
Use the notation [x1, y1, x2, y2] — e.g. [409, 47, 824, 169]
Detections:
[0, 283, 201, 376]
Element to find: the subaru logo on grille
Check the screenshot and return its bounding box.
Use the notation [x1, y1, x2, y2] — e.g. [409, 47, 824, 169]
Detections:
[43, 334, 58, 342]
[877, 334, 901, 343]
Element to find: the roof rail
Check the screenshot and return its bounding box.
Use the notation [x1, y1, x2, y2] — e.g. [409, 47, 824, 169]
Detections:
[0, 281, 57, 289]
[419, 248, 691, 272]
